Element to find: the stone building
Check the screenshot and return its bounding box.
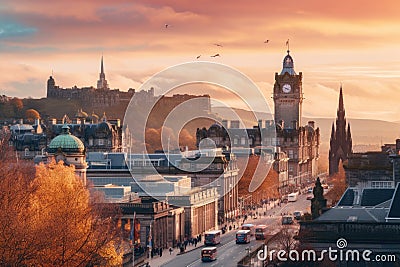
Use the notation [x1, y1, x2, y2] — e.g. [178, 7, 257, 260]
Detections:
[47, 112, 123, 153]
[344, 143, 400, 188]
[329, 86, 353, 176]
[46, 57, 135, 107]
[46, 124, 88, 184]
[196, 50, 320, 187]
[298, 183, 400, 264]
[9, 119, 47, 159]
[272, 50, 320, 184]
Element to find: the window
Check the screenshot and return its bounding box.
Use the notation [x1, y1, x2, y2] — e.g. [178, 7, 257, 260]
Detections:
[288, 150, 293, 159]
[241, 137, 245, 145]
[24, 148, 29, 157]
[89, 139, 93, 146]
[98, 139, 104, 146]
[234, 138, 238, 145]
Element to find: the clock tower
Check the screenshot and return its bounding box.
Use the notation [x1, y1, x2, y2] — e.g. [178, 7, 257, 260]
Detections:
[273, 50, 303, 129]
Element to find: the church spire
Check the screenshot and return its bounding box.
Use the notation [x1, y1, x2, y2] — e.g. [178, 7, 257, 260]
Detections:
[100, 56, 104, 76]
[97, 56, 109, 90]
[338, 85, 344, 113]
[329, 85, 352, 176]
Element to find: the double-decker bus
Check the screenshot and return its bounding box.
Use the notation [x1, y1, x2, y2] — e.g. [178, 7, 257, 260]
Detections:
[236, 230, 251, 244]
[241, 223, 255, 236]
[204, 230, 222, 246]
[201, 247, 217, 261]
[255, 225, 268, 240]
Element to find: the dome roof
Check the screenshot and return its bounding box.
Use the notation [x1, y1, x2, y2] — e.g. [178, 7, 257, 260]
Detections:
[280, 50, 296, 75]
[98, 121, 112, 131]
[75, 108, 88, 118]
[48, 124, 85, 154]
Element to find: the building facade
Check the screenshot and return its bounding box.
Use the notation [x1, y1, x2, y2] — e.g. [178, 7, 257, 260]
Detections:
[47, 113, 123, 152]
[329, 86, 353, 176]
[273, 50, 320, 184]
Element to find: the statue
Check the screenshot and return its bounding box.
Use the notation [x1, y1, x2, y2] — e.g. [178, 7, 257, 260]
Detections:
[311, 177, 327, 219]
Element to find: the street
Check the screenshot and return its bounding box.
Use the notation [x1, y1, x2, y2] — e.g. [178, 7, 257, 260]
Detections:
[161, 192, 312, 267]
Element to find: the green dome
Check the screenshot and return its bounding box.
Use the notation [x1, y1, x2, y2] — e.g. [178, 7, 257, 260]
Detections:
[48, 124, 85, 154]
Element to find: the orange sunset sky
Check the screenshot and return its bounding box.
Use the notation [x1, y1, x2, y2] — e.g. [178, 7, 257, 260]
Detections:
[1, 0, 400, 121]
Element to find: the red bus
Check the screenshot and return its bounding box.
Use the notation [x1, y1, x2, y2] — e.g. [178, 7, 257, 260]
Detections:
[255, 225, 268, 240]
[241, 223, 255, 236]
[204, 230, 222, 246]
[201, 247, 217, 261]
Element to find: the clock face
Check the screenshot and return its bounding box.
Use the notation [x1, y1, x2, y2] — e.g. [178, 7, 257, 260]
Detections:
[282, 84, 291, 93]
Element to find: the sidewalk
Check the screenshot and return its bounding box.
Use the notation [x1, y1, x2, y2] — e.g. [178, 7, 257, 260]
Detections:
[147, 242, 203, 267]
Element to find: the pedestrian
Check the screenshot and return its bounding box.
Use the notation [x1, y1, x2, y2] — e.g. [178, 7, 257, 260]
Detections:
[160, 248, 163, 257]
[169, 247, 173, 255]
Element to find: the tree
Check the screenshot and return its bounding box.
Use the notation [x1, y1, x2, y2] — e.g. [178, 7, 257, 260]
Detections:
[0, 135, 122, 266]
[325, 163, 347, 206]
[25, 108, 40, 123]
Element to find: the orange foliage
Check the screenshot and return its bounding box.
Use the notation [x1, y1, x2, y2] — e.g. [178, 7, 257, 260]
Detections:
[325, 163, 347, 206]
[237, 155, 280, 203]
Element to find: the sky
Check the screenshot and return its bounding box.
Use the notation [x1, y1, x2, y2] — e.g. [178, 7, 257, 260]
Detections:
[1, 0, 400, 121]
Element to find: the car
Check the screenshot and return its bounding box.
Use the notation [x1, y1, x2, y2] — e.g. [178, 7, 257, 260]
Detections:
[306, 194, 313, 200]
[293, 211, 303, 220]
[282, 216, 294, 225]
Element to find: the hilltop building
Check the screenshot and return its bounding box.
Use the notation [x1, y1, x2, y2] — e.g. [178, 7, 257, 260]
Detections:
[46, 57, 134, 107]
[329, 86, 353, 176]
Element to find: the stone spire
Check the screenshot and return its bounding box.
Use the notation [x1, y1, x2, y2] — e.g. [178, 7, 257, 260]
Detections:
[329, 86, 352, 176]
[97, 56, 109, 90]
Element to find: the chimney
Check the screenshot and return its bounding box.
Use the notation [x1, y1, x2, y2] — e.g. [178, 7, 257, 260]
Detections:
[258, 120, 263, 129]
[292, 120, 298, 130]
[222, 120, 229, 129]
[308, 121, 315, 128]
[230, 120, 240, 129]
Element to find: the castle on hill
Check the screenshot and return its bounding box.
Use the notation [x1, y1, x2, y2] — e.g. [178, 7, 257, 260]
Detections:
[46, 56, 135, 107]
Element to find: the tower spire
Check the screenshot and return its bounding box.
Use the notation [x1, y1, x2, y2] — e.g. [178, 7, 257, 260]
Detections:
[339, 84, 344, 113]
[97, 55, 109, 90]
[101, 55, 104, 75]
[329, 85, 352, 176]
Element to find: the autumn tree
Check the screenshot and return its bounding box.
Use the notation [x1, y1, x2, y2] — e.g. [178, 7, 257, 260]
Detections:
[237, 155, 280, 204]
[25, 108, 40, 123]
[0, 134, 122, 266]
[324, 162, 347, 206]
[0, 132, 36, 266]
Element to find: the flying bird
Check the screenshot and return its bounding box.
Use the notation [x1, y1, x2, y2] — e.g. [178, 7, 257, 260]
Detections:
[213, 43, 223, 47]
[264, 40, 269, 43]
[196, 55, 201, 59]
[210, 54, 220, 57]
[165, 24, 169, 28]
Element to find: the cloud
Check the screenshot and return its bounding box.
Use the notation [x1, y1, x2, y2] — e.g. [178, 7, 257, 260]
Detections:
[0, 19, 36, 39]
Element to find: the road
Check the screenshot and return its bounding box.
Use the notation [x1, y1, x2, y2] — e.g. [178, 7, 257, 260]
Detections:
[162, 193, 312, 267]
